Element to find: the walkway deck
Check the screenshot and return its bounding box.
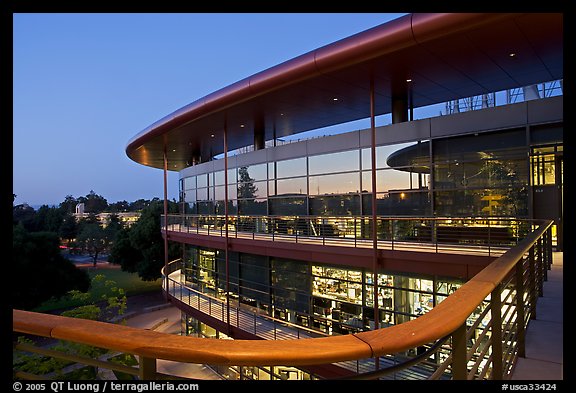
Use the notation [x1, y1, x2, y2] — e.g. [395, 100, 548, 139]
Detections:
[511, 252, 563, 380]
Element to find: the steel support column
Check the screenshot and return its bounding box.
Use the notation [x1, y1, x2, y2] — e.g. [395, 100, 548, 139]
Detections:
[224, 123, 231, 333]
[162, 143, 169, 302]
[370, 78, 380, 371]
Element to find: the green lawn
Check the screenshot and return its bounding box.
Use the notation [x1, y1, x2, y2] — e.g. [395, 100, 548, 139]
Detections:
[34, 268, 162, 312]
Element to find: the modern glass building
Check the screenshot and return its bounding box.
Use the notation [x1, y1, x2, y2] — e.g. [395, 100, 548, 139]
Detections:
[126, 13, 562, 380]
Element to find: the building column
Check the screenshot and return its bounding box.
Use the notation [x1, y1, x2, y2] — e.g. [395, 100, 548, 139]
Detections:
[254, 116, 265, 150]
[223, 123, 231, 333]
[391, 78, 410, 124]
[370, 78, 380, 371]
[162, 142, 169, 302]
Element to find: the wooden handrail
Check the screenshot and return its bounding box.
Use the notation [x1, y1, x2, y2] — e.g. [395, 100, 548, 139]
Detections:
[13, 220, 552, 369]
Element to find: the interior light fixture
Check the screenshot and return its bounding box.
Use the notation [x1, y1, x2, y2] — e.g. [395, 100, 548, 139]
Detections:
[210, 134, 215, 138]
[509, 53, 516, 57]
[240, 124, 245, 128]
[333, 98, 338, 101]
[406, 78, 412, 83]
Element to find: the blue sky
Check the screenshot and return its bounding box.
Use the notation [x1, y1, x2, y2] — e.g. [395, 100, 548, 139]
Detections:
[13, 13, 408, 207]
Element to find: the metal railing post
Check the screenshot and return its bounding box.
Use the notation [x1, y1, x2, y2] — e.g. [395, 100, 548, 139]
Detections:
[138, 356, 157, 380]
[537, 238, 544, 297]
[490, 283, 503, 380]
[515, 258, 526, 358]
[451, 322, 468, 380]
[528, 246, 537, 320]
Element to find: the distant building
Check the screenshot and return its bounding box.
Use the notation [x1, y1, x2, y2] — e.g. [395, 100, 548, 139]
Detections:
[73, 210, 140, 227]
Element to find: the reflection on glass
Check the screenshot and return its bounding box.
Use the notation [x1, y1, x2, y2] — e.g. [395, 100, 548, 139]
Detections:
[184, 176, 196, 190]
[309, 195, 360, 216]
[276, 157, 307, 178]
[238, 199, 267, 215]
[268, 197, 307, 215]
[197, 173, 208, 188]
[196, 187, 208, 201]
[214, 186, 225, 200]
[238, 180, 267, 199]
[184, 190, 196, 203]
[362, 142, 416, 169]
[362, 170, 428, 193]
[309, 172, 359, 195]
[214, 171, 225, 186]
[309, 150, 359, 175]
[276, 177, 307, 195]
[241, 163, 267, 181]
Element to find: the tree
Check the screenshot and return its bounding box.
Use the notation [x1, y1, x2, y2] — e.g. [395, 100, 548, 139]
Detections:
[12, 225, 90, 310]
[13, 274, 127, 379]
[80, 190, 108, 213]
[237, 166, 258, 199]
[76, 223, 110, 267]
[108, 226, 141, 273]
[59, 195, 78, 214]
[59, 212, 78, 247]
[110, 200, 179, 281]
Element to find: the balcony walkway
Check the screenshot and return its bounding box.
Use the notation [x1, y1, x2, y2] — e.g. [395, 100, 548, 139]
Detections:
[166, 223, 510, 257]
[124, 252, 562, 380]
[510, 252, 563, 380]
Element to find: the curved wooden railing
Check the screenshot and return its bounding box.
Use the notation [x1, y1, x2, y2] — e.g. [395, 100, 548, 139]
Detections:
[13, 219, 553, 380]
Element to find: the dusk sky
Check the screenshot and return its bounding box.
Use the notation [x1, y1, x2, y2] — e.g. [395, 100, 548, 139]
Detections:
[13, 13, 408, 207]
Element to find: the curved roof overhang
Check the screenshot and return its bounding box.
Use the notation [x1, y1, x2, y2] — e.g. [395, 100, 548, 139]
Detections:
[126, 13, 563, 171]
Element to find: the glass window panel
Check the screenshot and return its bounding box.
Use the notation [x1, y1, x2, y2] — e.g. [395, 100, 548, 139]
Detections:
[276, 177, 307, 195]
[214, 186, 225, 200]
[363, 169, 429, 193]
[268, 180, 276, 196]
[362, 191, 431, 216]
[197, 201, 214, 215]
[214, 171, 225, 186]
[238, 180, 267, 199]
[197, 173, 208, 188]
[434, 188, 528, 217]
[184, 176, 196, 190]
[184, 190, 196, 203]
[214, 200, 237, 215]
[309, 195, 360, 216]
[196, 187, 208, 201]
[309, 150, 359, 175]
[268, 197, 307, 216]
[228, 184, 237, 200]
[309, 172, 360, 195]
[238, 163, 267, 182]
[362, 142, 419, 170]
[238, 199, 267, 215]
[433, 129, 525, 163]
[276, 157, 307, 178]
[227, 168, 237, 185]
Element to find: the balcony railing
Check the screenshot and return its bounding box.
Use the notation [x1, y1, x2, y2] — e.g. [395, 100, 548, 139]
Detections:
[13, 219, 553, 380]
[163, 214, 534, 256]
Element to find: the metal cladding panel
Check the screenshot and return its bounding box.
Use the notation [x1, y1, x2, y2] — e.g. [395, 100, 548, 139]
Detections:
[236, 148, 268, 168]
[306, 130, 360, 156]
[527, 96, 563, 125]
[266, 140, 308, 162]
[430, 102, 527, 138]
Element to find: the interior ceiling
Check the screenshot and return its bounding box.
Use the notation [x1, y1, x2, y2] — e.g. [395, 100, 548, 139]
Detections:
[125, 13, 563, 171]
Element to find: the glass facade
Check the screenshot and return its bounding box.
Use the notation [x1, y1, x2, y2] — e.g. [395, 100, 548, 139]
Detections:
[181, 245, 463, 335]
[182, 128, 546, 219]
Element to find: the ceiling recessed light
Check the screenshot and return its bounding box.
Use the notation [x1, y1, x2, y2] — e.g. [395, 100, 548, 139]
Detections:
[240, 124, 245, 128]
[210, 134, 215, 138]
[509, 53, 516, 57]
[333, 98, 338, 101]
[406, 78, 412, 83]
[172, 149, 176, 152]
